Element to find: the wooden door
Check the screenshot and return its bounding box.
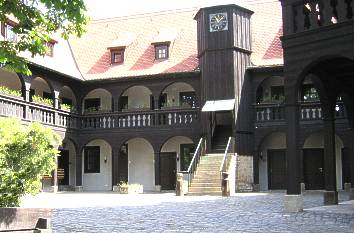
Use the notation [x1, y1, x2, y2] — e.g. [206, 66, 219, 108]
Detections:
[268, 149, 286, 189]
[58, 150, 69, 185]
[303, 148, 324, 190]
[160, 152, 176, 190]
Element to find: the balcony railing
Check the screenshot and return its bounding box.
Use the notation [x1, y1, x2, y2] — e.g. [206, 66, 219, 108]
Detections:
[285, 0, 354, 35]
[255, 101, 346, 123]
[0, 94, 199, 131]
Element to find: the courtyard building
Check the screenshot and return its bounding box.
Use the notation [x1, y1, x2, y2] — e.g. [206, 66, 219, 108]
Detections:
[1, 0, 354, 211]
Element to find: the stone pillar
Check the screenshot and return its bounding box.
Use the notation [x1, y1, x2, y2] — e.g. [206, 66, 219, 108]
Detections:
[284, 103, 303, 212]
[176, 173, 184, 196]
[24, 81, 31, 119]
[75, 149, 83, 191]
[53, 155, 58, 193]
[154, 152, 160, 188]
[222, 172, 229, 196]
[323, 115, 338, 205]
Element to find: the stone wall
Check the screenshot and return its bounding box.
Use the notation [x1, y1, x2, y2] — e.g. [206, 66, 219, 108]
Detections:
[236, 155, 254, 192]
[0, 208, 52, 232]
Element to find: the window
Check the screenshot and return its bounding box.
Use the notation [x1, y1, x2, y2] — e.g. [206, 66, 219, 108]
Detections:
[180, 144, 195, 171]
[43, 91, 52, 100]
[302, 84, 319, 101]
[84, 98, 100, 112]
[61, 97, 72, 106]
[155, 45, 169, 60]
[180, 91, 196, 108]
[118, 96, 128, 111]
[84, 146, 100, 173]
[270, 86, 284, 102]
[1, 22, 17, 42]
[45, 42, 55, 57]
[111, 49, 124, 64]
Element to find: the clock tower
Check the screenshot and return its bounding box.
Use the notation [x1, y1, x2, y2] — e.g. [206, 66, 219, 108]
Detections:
[194, 5, 253, 151]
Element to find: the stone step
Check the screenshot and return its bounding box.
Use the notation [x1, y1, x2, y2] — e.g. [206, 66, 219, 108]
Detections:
[193, 174, 221, 179]
[186, 191, 222, 196]
[191, 178, 221, 183]
[190, 182, 221, 187]
[189, 187, 221, 192]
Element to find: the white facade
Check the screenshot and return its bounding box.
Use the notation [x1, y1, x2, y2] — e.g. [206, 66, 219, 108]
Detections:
[122, 86, 152, 110]
[82, 88, 112, 112]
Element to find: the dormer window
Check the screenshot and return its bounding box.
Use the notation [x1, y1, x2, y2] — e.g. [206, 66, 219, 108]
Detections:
[45, 41, 56, 57]
[111, 49, 125, 64]
[155, 44, 169, 60]
[1, 21, 17, 42]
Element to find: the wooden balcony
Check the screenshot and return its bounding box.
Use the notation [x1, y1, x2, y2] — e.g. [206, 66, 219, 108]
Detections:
[0, 94, 199, 131]
[282, 0, 354, 36]
[255, 101, 346, 123]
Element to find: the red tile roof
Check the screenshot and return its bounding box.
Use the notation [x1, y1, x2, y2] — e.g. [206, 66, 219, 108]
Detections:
[69, 2, 283, 80]
[69, 8, 199, 80]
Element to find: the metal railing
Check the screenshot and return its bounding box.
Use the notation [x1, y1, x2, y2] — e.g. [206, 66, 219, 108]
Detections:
[219, 137, 234, 174]
[184, 137, 205, 187]
[219, 137, 236, 196]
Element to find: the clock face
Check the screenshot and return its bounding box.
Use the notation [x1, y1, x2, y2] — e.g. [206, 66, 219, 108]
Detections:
[209, 12, 228, 32]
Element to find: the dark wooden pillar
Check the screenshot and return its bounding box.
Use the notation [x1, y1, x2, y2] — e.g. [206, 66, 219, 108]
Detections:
[112, 146, 119, 187]
[286, 103, 301, 195]
[154, 152, 161, 187]
[75, 149, 83, 189]
[323, 110, 338, 205]
[253, 151, 259, 191]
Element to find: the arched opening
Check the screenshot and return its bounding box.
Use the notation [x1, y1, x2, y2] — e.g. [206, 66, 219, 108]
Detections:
[59, 139, 77, 188]
[30, 77, 54, 107]
[119, 86, 153, 111]
[258, 131, 286, 191]
[302, 132, 344, 190]
[0, 69, 23, 98]
[160, 136, 194, 190]
[59, 86, 77, 112]
[118, 138, 155, 191]
[82, 139, 112, 191]
[160, 82, 196, 109]
[82, 88, 112, 113]
[255, 76, 284, 104]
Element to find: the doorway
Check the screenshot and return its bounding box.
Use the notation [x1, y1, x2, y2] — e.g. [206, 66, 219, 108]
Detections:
[267, 149, 286, 189]
[58, 150, 69, 185]
[118, 144, 128, 183]
[160, 152, 176, 190]
[303, 148, 324, 190]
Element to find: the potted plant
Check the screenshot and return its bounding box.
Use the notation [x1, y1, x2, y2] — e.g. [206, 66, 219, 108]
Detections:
[0, 86, 22, 98]
[116, 181, 143, 194]
[32, 95, 54, 106]
[60, 103, 76, 112]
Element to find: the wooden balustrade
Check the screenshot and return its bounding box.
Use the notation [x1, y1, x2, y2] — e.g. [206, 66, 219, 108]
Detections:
[284, 0, 354, 35]
[255, 101, 347, 122]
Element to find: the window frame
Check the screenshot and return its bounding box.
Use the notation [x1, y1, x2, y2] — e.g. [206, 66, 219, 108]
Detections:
[84, 146, 100, 174]
[1, 21, 17, 42]
[111, 49, 125, 64]
[154, 44, 169, 60]
[84, 98, 101, 111]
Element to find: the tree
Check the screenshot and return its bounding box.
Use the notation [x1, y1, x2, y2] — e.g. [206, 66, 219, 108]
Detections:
[0, 118, 60, 207]
[0, 0, 89, 75]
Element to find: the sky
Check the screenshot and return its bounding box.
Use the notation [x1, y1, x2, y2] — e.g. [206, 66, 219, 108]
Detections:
[85, 0, 246, 20]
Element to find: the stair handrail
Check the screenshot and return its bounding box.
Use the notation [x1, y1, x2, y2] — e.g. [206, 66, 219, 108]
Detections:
[219, 137, 233, 173]
[186, 137, 204, 186]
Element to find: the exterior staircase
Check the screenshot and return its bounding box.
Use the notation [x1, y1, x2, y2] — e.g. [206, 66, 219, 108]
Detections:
[187, 154, 224, 196]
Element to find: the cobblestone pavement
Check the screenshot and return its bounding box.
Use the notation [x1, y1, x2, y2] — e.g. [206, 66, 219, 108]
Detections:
[23, 191, 354, 233]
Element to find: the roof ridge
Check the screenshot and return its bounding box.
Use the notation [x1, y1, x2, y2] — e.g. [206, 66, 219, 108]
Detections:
[91, 7, 199, 24]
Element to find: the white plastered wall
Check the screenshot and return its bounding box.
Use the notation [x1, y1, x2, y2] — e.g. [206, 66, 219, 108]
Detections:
[160, 136, 193, 172]
[31, 77, 51, 97]
[83, 88, 112, 112]
[303, 132, 343, 190]
[82, 139, 112, 191]
[127, 138, 155, 191]
[258, 132, 286, 191]
[0, 69, 22, 91]
[59, 86, 77, 106]
[162, 82, 194, 107]
[122, 86, 152, 109]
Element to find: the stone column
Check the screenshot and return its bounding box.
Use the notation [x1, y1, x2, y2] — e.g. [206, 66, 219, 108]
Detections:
[112, 147, 119, 188]
[284, 102, 303, 212]
[24, 81, 31, 119]
[253, 152, 260, 192]
[323, 113, 338, 205]
[53, 155, 58, 193]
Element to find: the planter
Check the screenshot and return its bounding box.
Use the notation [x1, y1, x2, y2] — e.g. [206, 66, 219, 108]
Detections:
[117, 184, 143, 194]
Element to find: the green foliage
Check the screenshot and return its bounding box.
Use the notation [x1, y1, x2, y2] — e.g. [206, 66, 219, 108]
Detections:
[32, 94, 53, 106]
[60, 103, 76, 112]
[0, 118, 60, 207]
[0, 86, 22, 97]
[0, 0, 89, 75]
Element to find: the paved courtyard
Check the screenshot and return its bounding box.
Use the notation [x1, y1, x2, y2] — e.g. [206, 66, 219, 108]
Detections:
[21, 191, 354, 232]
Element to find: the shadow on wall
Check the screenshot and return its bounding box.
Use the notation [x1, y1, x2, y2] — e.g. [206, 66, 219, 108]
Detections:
[0, 208, 52, 230]
[0, 208, 17, 229]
